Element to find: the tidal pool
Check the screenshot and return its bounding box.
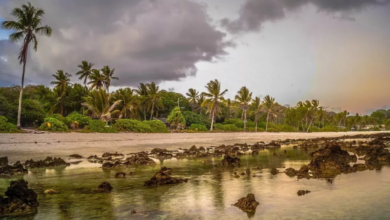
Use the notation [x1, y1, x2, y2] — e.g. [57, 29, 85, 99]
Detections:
[1, 146, 390, 220]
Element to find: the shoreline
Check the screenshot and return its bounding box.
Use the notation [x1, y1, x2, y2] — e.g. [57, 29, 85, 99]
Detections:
[0, 131, 388, 162]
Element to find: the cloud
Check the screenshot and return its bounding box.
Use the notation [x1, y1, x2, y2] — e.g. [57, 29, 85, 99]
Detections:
[221, 0, 390, 33]
[0, 0, 233, 86]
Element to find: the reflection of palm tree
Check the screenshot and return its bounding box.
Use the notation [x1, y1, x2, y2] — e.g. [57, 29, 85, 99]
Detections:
[76, 61, 94, 87]
[186, 88, 199, 112]
[2, 2, 52, 128]
[235, 86, 252, 131]
[201, 80, 228, 131]
[82, 89, 122, 125]
[263, 95, 275, 131]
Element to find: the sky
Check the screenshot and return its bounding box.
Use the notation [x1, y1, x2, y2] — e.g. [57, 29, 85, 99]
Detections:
[0, 0, 389, 114]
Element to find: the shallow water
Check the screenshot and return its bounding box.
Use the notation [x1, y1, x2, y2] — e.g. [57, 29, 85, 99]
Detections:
[1, 146, 390, 220]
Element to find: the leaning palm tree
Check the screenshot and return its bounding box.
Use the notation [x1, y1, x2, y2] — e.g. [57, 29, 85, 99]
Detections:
[82, 89, 122, 125]
[113, 88, 139, 119]
[76, 61, 94, 87]
[263, 95, 275, 131]
[50, 70, 72, 95]
[145, 82, 164, 120]
[250, 97, 263, 131]
[88, 69, 106, 90]
[201, 79, 228, 131]
[136, 83, 149, 120]
[186, 88, 199, 112]
[235, 86, 252, 131]
[2, 2, 52, 128]
[101, 65, 118, 93]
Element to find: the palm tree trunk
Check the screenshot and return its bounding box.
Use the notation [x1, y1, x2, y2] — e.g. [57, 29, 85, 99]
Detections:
[255, 116, 258, 132]
[60, 104, 64, 116]
[150, 102, 155, 120]
[244, 110, 247, 132]
[266, 111, 270, 131]
[17, 60, 27, 129]
[210, 111, 214, 131]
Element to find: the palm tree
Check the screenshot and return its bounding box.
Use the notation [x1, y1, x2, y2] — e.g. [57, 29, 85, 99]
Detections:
[263, 95, 275, 131]
[201, 79, 228, 131]
[51, 70, 72, 95]
[251, 97, 263, 131]
[49, 87, 70, 116]
[76, 61, 94, 87]
[197, 93, 206, 114]
[82, 89, 122, 125]
[235, 86, 252, 131]
[101, 65, 118, 93]
[136, 83, 149, 120]
[2, 2, 52, 128]
[113, 88, 139, 119]
[186, 88, 199, 112]
[88, 69, 106, 90]
[306, 100, 319, 132]
[145, 82, 164, 120]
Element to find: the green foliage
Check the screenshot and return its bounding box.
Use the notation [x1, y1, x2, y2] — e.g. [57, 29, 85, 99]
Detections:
[167, 107, 186, 127]
[39, 117, 68, 131]
[223, 119, 244, 128]
[189, 124, 208, 131]
[159, 91, 190, 117]
[214, 123, 241, 131]
[113, 119, 153, 133]
[88, 120, 118, 133]
[66, 112, 90, 127]
[21, 99, 46, 127]
[183, 111, 210, 128]
[0, 116, 19, 133]
[143, 120, 169, 133]
[268, 124, 296, 132]
[320, 126, 343, 132]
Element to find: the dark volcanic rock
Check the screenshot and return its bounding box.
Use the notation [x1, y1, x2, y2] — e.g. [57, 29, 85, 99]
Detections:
[144, 167, 188, 187]
[115, 172, 126, 178]
[297, 190, 311, 196]
[94, 182, 113, 192]
[0, 179, 39, 216]
[233, 193, 259, 212]
[0, 157, 8, 167]
[102, 152, 124, 160]
[0, 159, 27, 176]
[284, 168, 298, 177]
[24, 157, 70, 168]
[220, 155, 241, 167]
[270, 168, 279, 175]
[69, 154, 83, 159]
[126, 153, 156, 166]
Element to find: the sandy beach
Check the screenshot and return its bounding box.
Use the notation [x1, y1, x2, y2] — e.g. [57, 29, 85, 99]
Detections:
[0, 131, 387, 161]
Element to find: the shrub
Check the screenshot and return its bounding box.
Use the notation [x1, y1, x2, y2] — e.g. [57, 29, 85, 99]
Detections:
[39, 117, 68, 132]
[113, 119, 153, 133]
[0, 116, 19, 133]
[266, 128, 279, 132]
[143, 120, 169, 133]
[50, 114, 72, 126]
[223, 119, 243, 128]
[214, 123, 241, 131]
[183, 111, 210, 128]
[66, 112, 90, 127]
[88, 120, 118, 133]
[167, 107, 186, 129]
[189, 124, 208, 131]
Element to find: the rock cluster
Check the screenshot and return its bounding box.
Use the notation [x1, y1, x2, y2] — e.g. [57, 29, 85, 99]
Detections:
[220, 155, 241, 167]
[24, 157, 70, 168]
[0, 157, 27, 176]
[297, 190, 311, 196]
[94, 182, 113, 192]
[233, 193, 259, 212]
[144, 167, 188, 187]
[0, 179, 39, 216]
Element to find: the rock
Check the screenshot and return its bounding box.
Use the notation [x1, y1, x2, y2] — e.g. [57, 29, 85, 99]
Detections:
[131, 210, 136, 214]
[246, 168, 251, 175]
[233, 193, 259, 212]
[115, 172, 126, 178]
[353, 164, 367, 171]
[297, 190, 311, 196]
[0, 179, 39, 216]
[270, 168, 279, 175]
[128, 171, 135, 175]
[240, 172, 245, 176]
[69, 154, 83, 159]
[87, 155, 102, 163]
[0, 160, 28, 176]
[102, 152, 124, 160]
[144, 167, 188, 187]
[44, 189, 58, 194]
[125, 153, 156, 166]
[220, 155, 241, 167]
[24, 157, 70, 168]
[94, 182, 113, 192]
[0, 157, 8, 167]
[284, 168, 297, 177]
[293, 146, 298, 149]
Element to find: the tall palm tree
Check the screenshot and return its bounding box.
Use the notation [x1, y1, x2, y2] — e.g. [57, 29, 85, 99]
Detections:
[235, 86, 252, 131]
[306, 100, 319, 132]
[101, 65, 118, 93]
[2, 2, 52, 128]
[145, 82, 164, 120]
[82, 89, 122, 125]
[201, 79, 228, 131]
[263, 95, 275, 131]
[49, 87, 70, 116]
[250, 97, 263, 131]
[76, 61, 94, 87]
[50, 70, 72, 95]
[88, 69, 106, 90]
[136, 83, 149, 120]
[186, 88, 199, 112]
[113, 88, 139, 119]
[197, 93, 206, 114]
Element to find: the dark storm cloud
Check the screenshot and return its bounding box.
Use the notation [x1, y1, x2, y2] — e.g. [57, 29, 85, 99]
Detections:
[0, 0, 233, 86]
[221, 0, 390, 33]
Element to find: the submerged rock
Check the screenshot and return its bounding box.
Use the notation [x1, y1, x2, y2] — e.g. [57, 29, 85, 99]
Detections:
[94, 182, 113, 192]
[297, 190, 311, 196]
[220, 155, 241, 167]
[233, 193, 259, 212]
[115, 172, 126, 178]
[24, 157, 70, 168]
[144, 167, 188, 187]
[284, 168, 297, 177]
[0, 179, 39, 216]
[0, 158, 27, 176]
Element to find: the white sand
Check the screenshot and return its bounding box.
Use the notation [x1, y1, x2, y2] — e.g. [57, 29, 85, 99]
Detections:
[0, 131, 387, 161]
